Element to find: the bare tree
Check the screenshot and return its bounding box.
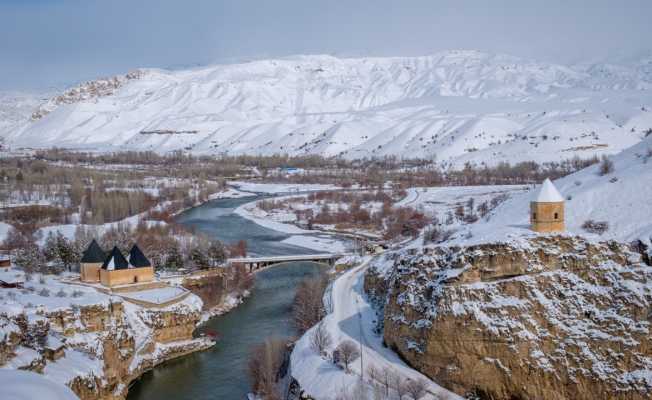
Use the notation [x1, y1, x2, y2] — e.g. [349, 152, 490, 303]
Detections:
[372, 382, 387, 400]
[247, 337, 288, 400]
[335, 381, 366, 400]
[404, 378, 428, 399]
[389, 370, 407, 400]
[310, 321, 332, 356]
[293, 274, 328, 333]
[335, 340, 360, 373]
[380, 367, 392, 398]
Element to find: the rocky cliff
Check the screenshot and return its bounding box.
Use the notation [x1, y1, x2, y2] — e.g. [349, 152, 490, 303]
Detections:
[366, 236, 652, 399]
[0, 284, 211, 400]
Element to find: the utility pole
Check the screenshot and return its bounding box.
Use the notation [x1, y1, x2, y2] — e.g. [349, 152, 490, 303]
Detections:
[357, 298, 364, 383]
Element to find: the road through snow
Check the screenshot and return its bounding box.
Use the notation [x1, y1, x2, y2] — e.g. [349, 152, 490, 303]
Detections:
[291, 256, 460, 399]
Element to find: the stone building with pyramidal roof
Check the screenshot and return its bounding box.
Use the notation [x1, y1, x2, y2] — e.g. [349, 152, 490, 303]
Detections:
[530, 178, 565, 233]
[80, 241, 154, 287]
[79, 239, 105, 282]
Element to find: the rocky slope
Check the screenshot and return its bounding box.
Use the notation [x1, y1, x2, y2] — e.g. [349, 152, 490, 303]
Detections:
[0, 270, 212, 400]
[3, 51, 651, 166]
[366, 236, 652, 400]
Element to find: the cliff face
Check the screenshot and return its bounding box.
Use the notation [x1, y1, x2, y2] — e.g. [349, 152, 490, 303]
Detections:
[0, 293, 211, 400]
[367, 236, 652, 400]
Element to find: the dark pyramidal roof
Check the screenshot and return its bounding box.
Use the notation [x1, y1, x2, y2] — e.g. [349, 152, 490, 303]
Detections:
[81, 239, 105, 263]
[128, 245, 151, 268]
[102, 246, 129, 270]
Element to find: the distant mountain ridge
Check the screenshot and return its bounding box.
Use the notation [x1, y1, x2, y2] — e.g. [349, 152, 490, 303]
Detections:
[2, 51, 651, 165]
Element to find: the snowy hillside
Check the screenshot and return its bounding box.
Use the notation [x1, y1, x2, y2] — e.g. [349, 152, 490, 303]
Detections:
[3, 51, 652, 165]
[455, 134, 652, 245]
[0, 92, 45, 145]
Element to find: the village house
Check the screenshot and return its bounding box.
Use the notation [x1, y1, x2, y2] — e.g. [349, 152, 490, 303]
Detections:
[530, 178, 565, 233]
[80, 240, 154, 287]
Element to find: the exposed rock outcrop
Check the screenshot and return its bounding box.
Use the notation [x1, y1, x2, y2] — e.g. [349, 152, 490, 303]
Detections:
[0, 293, 211, 400]
[367, 236, 652, 400]
[31, 70, 144, 120]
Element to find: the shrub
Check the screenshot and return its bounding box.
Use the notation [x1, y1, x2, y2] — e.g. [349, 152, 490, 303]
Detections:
[38, 288, 50, 297]
[72, 290, 84, 298]
[598, 155, 614, 176]
[581, 220, 609, 234]
[423, 226, 454, 244]
[56, 289, 67, 297]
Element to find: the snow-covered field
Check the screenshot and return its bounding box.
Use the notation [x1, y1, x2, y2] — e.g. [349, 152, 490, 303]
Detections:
[445, 135, 652, 247]
[397, 185, 529, 218]
[4, 52, 651, 166]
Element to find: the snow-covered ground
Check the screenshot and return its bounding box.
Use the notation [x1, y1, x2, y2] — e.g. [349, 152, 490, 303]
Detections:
[0, 265, 204, 394]
[229, 181, 341, 194]
[0, 369, 80, 400]
[118, 286, 188, 305]
[291, 257, 461, 400]
[234, 197, 311, 235]
[208, 187, 255, 200]
[397, 185, 529, 218]
[280, 234, 348, 254]
[0, 221, 13, 243]
[5, 52, 651, 166]
[445, 134, 652, 247]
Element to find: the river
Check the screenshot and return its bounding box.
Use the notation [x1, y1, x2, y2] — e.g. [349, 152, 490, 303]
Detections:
[127, 196, 334, 400]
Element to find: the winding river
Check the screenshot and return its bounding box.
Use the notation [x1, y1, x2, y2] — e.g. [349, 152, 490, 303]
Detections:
[127, 196, 333, 400]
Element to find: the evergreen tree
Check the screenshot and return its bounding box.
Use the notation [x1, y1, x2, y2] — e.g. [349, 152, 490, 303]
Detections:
[164, 244, 183, 270]
[15, 244, 44, 274]
[190, 247, 209, 270]
[43, 231, 58, 262]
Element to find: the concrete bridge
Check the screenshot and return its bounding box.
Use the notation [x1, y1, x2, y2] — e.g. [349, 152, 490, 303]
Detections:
[227, 253, 346, 272]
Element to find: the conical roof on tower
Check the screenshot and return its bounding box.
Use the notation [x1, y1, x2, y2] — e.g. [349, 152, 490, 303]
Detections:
[102, 247, 129, 270]
[536, 178, 564, 203]
[128, 244, 151, 268]
[80, 239, 105, 263]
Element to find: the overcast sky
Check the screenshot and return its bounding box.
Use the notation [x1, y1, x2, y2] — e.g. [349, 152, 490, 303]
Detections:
[1, 0, 650, 91]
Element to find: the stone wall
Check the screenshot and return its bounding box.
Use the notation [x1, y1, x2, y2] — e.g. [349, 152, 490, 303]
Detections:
[80, 262, 101, 282]
[100, 267, 154, 286]
[530, 201, 564, 232]
[0, 295, 209, 400]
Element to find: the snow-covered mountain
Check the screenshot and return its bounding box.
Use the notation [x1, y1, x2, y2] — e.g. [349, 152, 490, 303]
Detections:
[0, 92, 46, 146]
[3, 51, 652, 165]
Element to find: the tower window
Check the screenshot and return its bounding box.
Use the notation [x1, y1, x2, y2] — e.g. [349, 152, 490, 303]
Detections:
[533, 213, 537, 220]
[554, 212, 559, 219]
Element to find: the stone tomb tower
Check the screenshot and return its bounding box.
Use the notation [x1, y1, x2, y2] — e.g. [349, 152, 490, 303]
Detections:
[80, 239, 105, 282]
[530, 178, 565, 233]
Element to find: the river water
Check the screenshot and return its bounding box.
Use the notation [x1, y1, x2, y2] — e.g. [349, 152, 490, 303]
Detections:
[127, 196, 330, 400]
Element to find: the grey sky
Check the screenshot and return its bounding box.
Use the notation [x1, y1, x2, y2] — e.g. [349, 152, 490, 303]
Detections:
[1, 0, 650, 91]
